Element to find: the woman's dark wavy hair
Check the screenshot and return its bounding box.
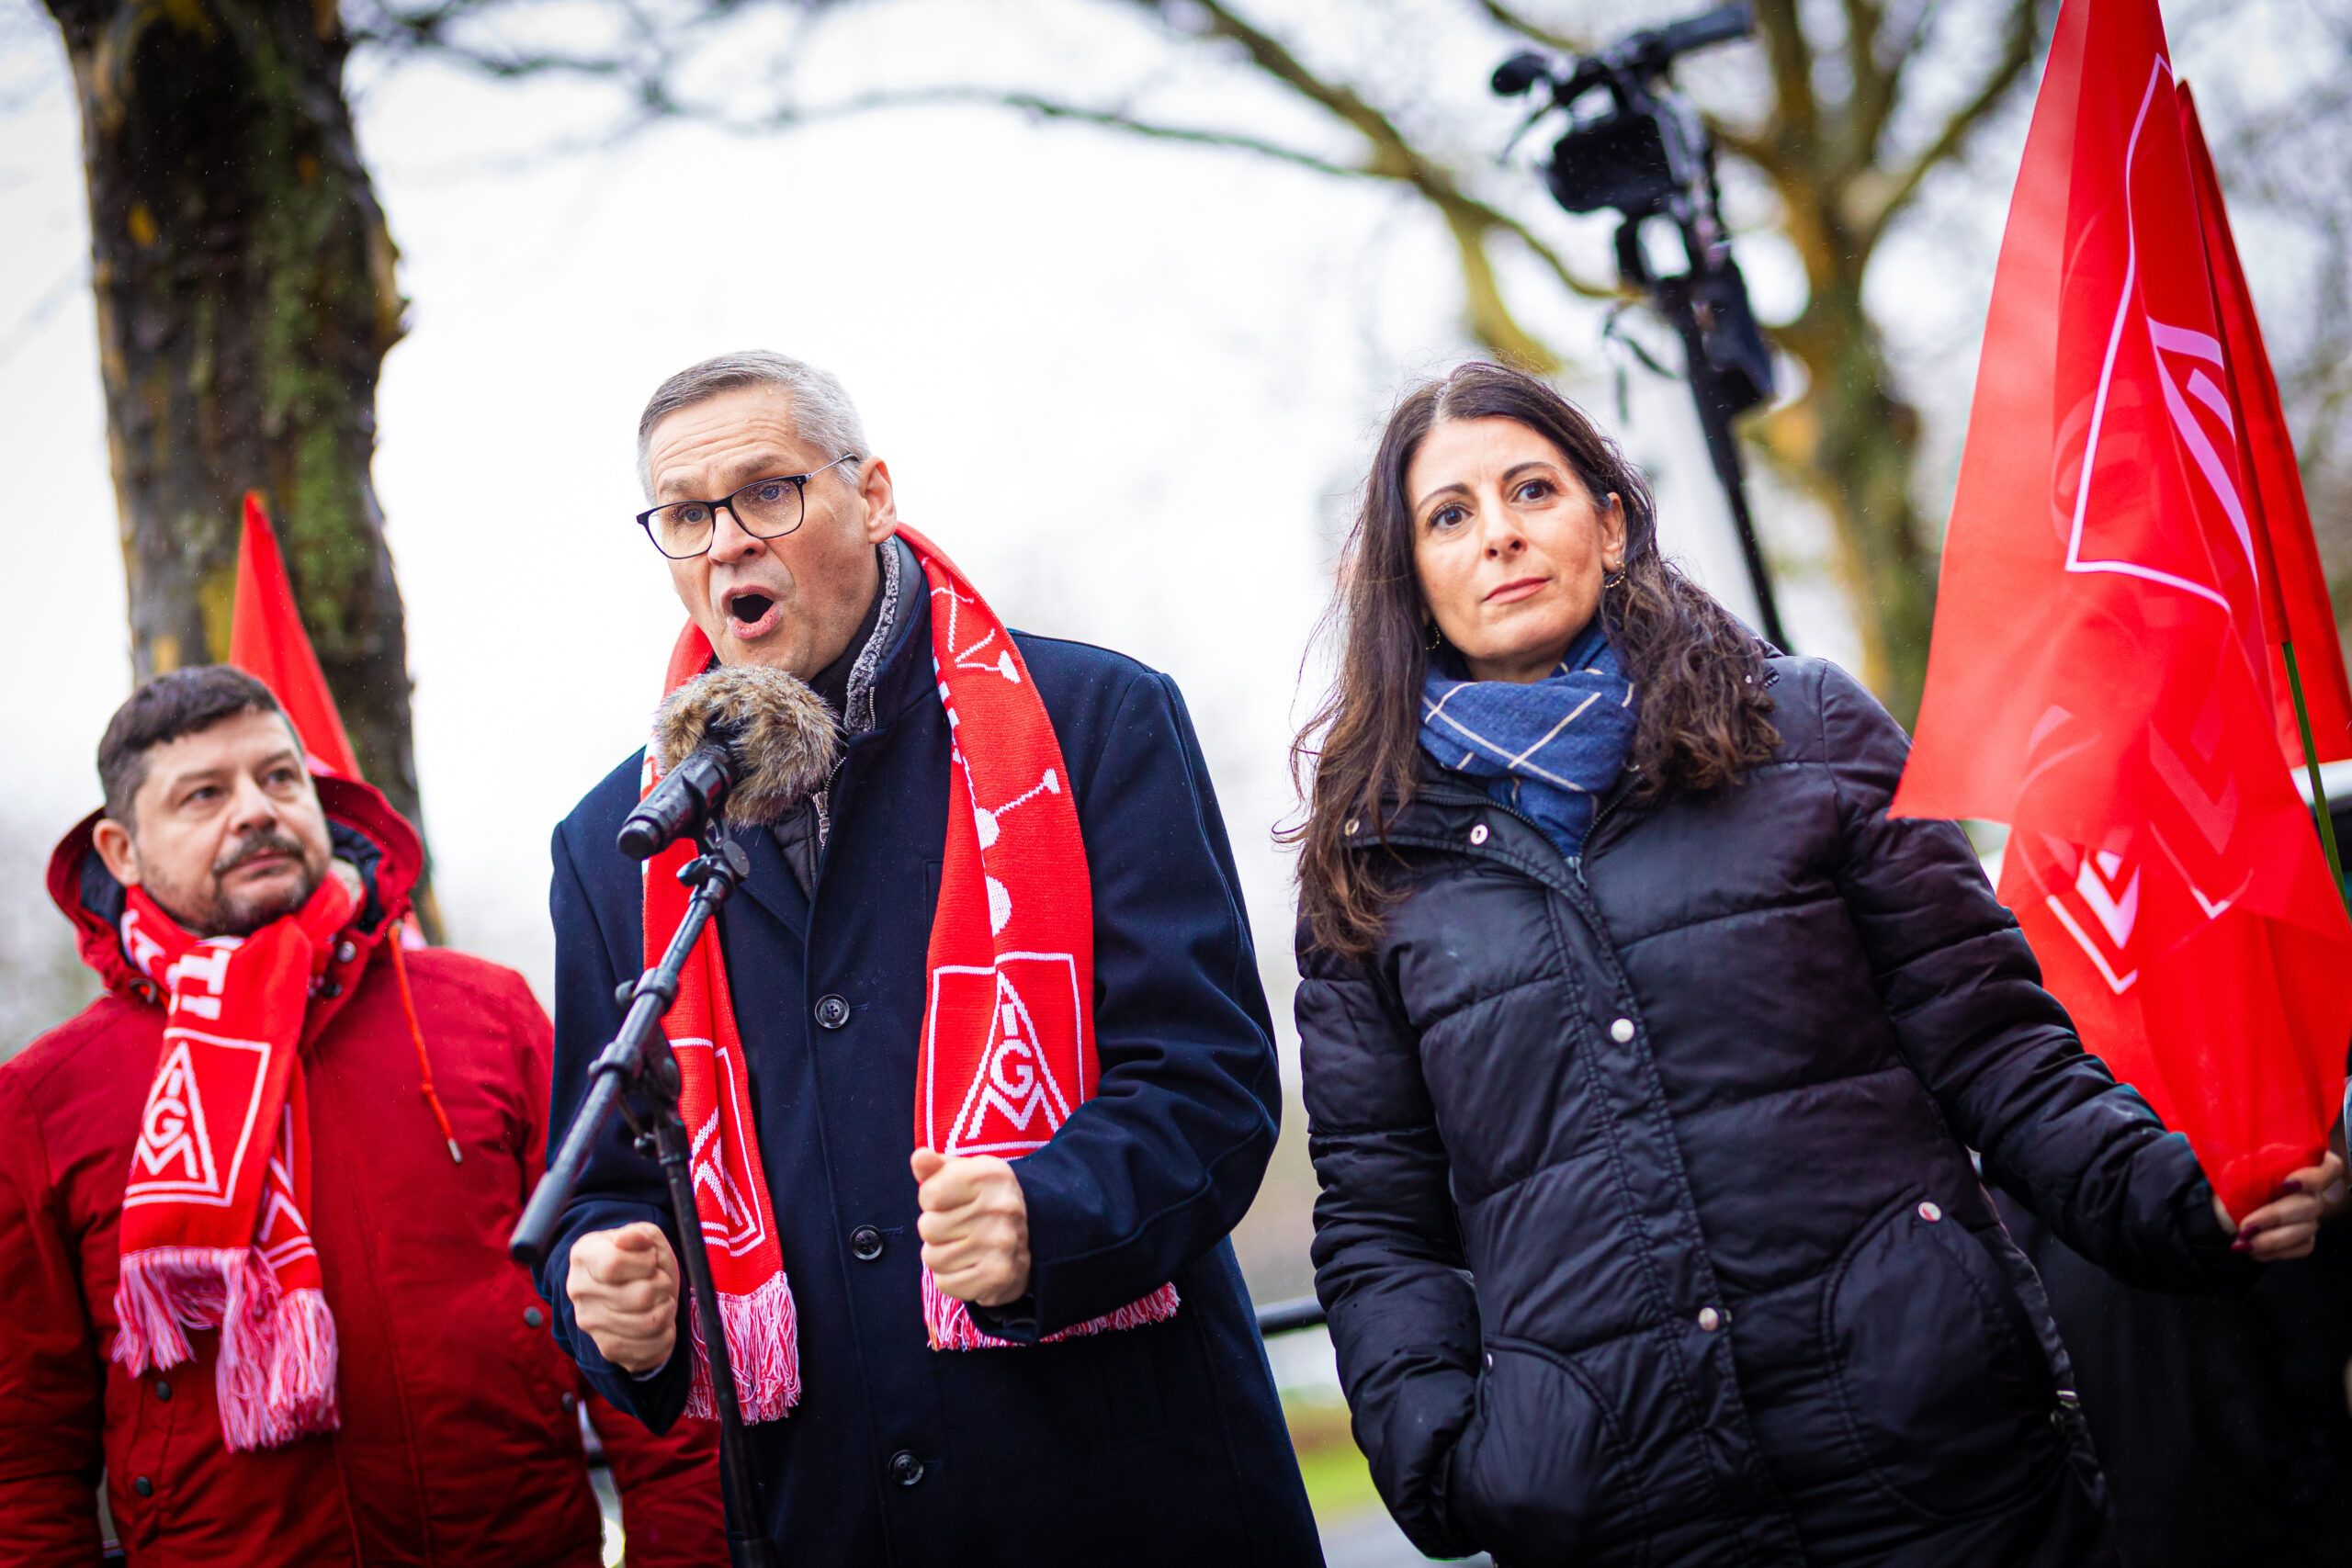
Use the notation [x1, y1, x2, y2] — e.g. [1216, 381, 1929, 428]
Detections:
[1288, 362, 1781, 957]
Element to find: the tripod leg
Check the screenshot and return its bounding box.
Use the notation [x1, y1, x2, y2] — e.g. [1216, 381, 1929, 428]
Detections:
[651, 1111, 778, 1568]
[1664, 295, 1792, 652]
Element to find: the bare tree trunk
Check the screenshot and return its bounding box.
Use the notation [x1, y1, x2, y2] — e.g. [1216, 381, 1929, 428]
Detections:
[44, 0, 432, 911]
[1764, 281, 1936, 724]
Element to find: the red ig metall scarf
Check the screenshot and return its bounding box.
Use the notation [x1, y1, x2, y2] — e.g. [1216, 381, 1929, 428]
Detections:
[643, 525, 1178, 1423]
[112, 875, 355, 1451]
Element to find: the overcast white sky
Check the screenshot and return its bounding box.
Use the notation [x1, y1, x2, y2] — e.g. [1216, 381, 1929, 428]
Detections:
[0, 0, 2323, 1052]
[0, 0, 1852, 1043]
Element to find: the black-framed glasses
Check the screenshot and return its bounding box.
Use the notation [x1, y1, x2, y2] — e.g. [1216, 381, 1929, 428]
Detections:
[634, 453, 861, 559]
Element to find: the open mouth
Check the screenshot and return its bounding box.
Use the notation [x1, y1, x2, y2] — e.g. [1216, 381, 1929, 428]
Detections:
[721, 591, 782, 638]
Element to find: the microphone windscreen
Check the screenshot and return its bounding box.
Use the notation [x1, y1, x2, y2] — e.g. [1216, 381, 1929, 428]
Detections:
[651, 666, 841, 826]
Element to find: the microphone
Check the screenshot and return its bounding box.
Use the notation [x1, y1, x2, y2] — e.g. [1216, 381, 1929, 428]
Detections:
[616, 665, 841, 861]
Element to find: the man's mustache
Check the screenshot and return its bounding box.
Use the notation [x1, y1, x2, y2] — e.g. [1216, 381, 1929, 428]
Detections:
[212, 829, 309, 878]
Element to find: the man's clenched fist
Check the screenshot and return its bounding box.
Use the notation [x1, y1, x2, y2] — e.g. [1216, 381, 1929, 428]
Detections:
[567, 1222, 680, 1373]
[912, 1149, 1032, 1308]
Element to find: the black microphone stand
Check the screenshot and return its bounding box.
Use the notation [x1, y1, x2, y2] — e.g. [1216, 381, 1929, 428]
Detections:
[511, 820, 775, 1568]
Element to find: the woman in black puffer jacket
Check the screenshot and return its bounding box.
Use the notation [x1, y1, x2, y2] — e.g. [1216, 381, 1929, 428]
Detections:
[1290, 364, 2339, 1568]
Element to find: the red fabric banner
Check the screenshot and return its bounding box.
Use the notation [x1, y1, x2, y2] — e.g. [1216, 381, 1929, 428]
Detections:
[1892, 0, 2352, 1219]
[2178, 89, 2352, 764]
[231, 491, 362, 780]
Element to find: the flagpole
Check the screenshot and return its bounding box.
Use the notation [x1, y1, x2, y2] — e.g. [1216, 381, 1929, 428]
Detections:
[2283, 639, 2348, 908]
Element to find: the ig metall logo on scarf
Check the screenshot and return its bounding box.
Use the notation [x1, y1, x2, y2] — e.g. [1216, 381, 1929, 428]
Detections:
[926, 954, 1087, 1156]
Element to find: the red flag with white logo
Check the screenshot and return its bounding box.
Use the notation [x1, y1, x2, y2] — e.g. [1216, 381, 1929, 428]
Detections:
[231, 491, 363, 780]
[1890, 0, 2352, 1219]
[2177, 89, 2352, 765]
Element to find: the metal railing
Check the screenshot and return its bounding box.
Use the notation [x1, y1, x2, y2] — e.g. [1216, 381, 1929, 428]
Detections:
[1254, 1295, 1329, 1336]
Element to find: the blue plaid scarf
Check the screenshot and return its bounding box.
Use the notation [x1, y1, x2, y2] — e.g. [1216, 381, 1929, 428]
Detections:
[1419, 620, 1637, 862]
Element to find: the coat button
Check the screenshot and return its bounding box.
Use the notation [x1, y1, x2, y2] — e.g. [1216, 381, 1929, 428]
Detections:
[1697, 1306, 1723, 1332]
[1609, 1017, 1635, 1043]
[851, 1225, 885, 1262]
[132, 1476, 153, 1498]
[336, 941, 356, 964]
[815, 994, 851, 1030]
[1918, 1201, 1943, 1223]
[153, 1379, 172, 1402]
[1468, 823, 1489, 845]
[314, 979, 342, 999]
[524, 1307, 545, 1328]
[888, 1450, 924, 1486]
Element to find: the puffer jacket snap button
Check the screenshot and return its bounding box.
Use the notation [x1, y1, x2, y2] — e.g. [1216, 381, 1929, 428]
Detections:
[336, 940, 356, 964]
[1917, 1201, 1943, 1223]
[1609, 1017, 1635, 1043]
[1468, 824, 1489, 846]
[1697, 1306, 1722, 1332]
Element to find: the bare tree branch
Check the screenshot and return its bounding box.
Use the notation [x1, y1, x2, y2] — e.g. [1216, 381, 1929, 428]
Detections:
[1749, 0, 1823, 163]
[1708, 116, 1793, 182]
[1117, 0, 1440, 185]
[1841, 0, 1896, 172]
[726, 81, 1618, 312]
[751, 85, 1370, 178]
[1473, 0, 1585, 53]
[1853, 0, 2043, 247]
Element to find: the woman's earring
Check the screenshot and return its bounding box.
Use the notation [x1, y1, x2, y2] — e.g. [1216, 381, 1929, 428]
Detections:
[1424, 620, 1444, 651]
[1603, 566, 1626, 592]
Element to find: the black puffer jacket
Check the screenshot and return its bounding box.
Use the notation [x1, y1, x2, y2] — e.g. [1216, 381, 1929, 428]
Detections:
[1297, 656, 2252, 1568]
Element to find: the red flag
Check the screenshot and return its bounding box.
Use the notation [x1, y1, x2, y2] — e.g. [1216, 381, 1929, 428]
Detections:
[231, 491, 363, 780]
[2179, 89, 2352, 764]
[1891, 0, 2352, 1219]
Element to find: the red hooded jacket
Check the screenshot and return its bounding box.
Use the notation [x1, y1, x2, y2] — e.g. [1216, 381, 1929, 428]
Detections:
[0, 776, 722, 1566]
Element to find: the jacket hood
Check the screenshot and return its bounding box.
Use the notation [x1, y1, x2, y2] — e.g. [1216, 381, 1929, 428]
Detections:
[48, 772, 425, 1003]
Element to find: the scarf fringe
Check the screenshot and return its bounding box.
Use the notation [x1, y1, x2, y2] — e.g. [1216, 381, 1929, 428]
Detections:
[262, 1286, 339, 1444]
[113, 1244, 254, 1373]
[112, 1247, 338, 1451]
[684, 1271, 801, 1424]
[922, 1270, 1181, 1350]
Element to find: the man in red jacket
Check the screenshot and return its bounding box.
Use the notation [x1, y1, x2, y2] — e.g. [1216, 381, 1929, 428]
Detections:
[0, 667, 723, 1566]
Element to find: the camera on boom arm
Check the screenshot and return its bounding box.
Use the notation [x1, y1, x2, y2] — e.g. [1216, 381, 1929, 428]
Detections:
[1492, 3, 1787, 649]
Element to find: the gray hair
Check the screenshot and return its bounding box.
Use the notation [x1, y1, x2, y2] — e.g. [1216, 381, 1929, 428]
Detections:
[636, 351, 871, 499]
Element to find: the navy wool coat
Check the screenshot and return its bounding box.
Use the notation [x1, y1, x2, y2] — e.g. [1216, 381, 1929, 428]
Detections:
[537, 583, 1321, 1567]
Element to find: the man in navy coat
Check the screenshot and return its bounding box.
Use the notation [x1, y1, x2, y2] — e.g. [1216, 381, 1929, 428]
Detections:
[536, 350, 1322, 1566]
